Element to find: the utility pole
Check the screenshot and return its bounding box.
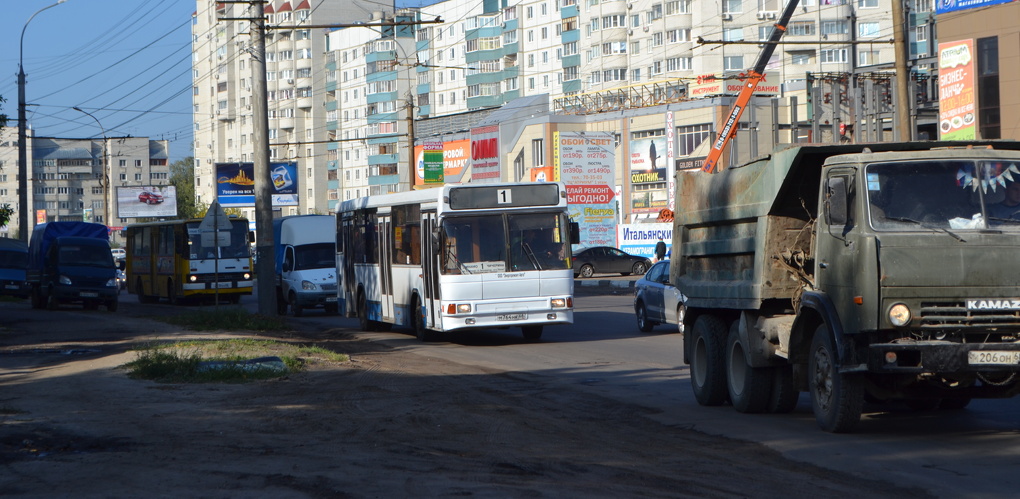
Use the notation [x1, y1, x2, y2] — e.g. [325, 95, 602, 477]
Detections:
[406, 94, 416, 191]
[250, 1, 276, 314]
[891, 0, 912, 140]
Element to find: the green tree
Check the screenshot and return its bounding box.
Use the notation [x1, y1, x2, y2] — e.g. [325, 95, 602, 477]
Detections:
[0, 203, 13, 229]
[169, 157, 203, 220]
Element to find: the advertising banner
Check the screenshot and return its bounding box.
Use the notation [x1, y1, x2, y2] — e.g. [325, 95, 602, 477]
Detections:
[630, 136, 668, 184]
[215, 162, 299, 207]
[414, 139, 470, 186]
[558, 131, 617, 247]
[116, 185, 178, 218]
[470, 125, 500, 181]
[688, 73, 780, 98]
[618, 223, 672, 260]
[936, 0, 1012, 14]
[938, 40, 977, 141]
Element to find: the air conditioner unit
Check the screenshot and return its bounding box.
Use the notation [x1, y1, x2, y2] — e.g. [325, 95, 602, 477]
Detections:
[721, 13, 733, 21]
[767, 12, 777, 19]
[757, 12, 766, 20]
[287, 79, 294, 84]
[628, 30, 634, 36]
[628, 2, 634, 9]
[643, 25, 650, 32]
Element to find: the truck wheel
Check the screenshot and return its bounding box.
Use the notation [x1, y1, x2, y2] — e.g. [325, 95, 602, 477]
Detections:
[690, 315, 728, 406]
[809, 324, 864, 433]
[635, 302, 654, 332]
[725, 321, 771, 413]
[46, 287, 59, 311]
[288, 292, 303, 317]
[521, 325, 543, 341]
[768, 364, 800, 414]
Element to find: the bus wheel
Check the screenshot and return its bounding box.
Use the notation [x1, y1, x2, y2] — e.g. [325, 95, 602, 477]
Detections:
[411, 296, 435, 341]
[521, 326, 543, 341]
[168, 281, 179, 305]
[358, 292, 375, 331]
[809, 324, 864, 433]
[288, 292, 303, 317]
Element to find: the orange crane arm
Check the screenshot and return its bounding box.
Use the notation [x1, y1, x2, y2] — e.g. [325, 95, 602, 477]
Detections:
[702, 0, 800, 173]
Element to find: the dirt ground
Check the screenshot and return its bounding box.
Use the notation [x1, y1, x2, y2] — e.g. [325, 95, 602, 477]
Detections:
[0, 301, 933, 498]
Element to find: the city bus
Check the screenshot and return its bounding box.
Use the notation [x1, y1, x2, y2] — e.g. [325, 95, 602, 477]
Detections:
[337, 182, 577, 341]
[125, 218, 254, 304]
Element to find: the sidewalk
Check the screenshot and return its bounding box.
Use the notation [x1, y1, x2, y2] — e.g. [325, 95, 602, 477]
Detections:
[573, 276, 638, 296]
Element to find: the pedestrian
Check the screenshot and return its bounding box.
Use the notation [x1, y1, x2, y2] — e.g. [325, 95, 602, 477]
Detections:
[654, 237, 667, 263]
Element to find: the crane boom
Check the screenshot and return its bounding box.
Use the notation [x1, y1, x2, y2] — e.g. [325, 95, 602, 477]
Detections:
[702, 0, 800, 173]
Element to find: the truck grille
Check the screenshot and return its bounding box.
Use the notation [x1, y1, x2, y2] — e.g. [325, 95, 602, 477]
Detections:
[319, 283, 337, 291]
[919, 301, 1020, 329]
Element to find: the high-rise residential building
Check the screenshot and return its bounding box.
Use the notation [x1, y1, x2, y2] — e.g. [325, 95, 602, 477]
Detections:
[191, 0, 384, 219]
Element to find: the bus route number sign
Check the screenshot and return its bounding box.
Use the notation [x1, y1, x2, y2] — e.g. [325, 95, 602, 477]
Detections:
[497, 189, 512, 204]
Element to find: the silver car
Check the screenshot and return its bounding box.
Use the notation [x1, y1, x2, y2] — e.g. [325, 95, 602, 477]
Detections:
[633, 260, 686, 333]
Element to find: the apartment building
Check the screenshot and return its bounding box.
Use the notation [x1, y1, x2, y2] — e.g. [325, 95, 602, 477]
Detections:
[191, 0, 377, 220]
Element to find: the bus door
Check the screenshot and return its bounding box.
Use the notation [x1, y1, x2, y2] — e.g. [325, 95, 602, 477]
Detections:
[377, 214, 394, 323]
[420, 211, 441, 329]
[338, 214, 357, 317]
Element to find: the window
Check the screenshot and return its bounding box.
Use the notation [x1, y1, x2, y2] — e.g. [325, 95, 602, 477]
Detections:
[723, 0, 742, 14]
[858, 22, 880, 38]
[652, 32, 664, 47]
[977, 36, 1000, 139]
[723, 28, 744, 42]
[820, 49, 848, 63]
[858, 0, 878, 7]
[789, 21, 815, 36]
[532, 139, 545, 167]
[858, 50, 880, 66]
[667, 28, 691, 43]
[666, 56, 692, 71]
[678, 124, 711, 156]
[916, 25, 928, 43]
[822, 21, 848, 35]
[724, 55, 744, 70]
[790, 51, 813, 65]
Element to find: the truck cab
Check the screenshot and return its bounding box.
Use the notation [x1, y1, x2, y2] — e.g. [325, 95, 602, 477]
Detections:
[28, 222, 119, 312]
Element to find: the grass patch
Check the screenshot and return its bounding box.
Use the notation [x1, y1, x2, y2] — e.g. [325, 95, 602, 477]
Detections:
[122, 339, 349, 383]
[156, 307, 291, 332]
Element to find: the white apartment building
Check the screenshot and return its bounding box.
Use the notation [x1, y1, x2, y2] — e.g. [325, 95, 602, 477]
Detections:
[191, 0, 381, 219]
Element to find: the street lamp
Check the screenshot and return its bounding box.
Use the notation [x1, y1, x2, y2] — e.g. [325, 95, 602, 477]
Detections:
[72, 106, 108, 230]
[18, 0, 68, 242]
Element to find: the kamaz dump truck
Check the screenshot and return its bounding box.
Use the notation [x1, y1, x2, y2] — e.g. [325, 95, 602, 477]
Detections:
[672, 141, 1020, 432]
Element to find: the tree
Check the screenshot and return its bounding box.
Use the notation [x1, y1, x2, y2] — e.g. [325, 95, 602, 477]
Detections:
[169, 157, 203, 220]
[0, 203, 13, 229]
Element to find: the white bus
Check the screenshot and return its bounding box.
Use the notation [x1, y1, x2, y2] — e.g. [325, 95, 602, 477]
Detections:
[337, 182, 577, 341]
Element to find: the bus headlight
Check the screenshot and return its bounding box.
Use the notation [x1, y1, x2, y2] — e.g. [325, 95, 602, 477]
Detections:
[243, 273, 251, 280]
[189, 275, 198, 282]
[445, 303, 471, 314]
[888, 303, 911, 327]
[551, 298, 571, 309]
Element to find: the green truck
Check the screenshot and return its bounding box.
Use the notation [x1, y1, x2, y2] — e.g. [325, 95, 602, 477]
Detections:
[672, 141, 1020, 432]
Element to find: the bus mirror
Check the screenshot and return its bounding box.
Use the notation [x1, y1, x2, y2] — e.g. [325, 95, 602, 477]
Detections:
[569, 222, 580, 245]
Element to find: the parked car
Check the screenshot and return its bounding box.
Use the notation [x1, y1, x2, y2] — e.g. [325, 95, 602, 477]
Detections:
[572, 246, 651, 278]
[138, 190, 164, 204]
[110, 248, 127, 261]
[633, 260, 687, 333]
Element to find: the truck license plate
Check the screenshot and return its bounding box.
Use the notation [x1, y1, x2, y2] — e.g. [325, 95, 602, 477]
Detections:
[80, 291, 99, 298]
[5, 284, 18, 290]
[325, 296, 337, 302]
[968, 351, 1020, 365]
[497, 313, 526, 321]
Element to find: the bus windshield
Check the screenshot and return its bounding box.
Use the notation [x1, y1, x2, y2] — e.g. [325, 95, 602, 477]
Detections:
[186, 221, 252, 259]
[441, 212, 569, 274]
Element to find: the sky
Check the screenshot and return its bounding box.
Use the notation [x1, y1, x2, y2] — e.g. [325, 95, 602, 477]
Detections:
[1, 0, 197, 162]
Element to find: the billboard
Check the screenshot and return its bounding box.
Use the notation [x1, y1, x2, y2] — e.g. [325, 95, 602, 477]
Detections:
[413, 139, 471, 186]
[116, 185, 178, 218]
[470, 126, 500, 181]
[558, 131, 618, 247]
[938, 40, 977, 141]
[936, 0, 1013, 14]
[630, 137, 668, 184]
[215, 162, 299, 207]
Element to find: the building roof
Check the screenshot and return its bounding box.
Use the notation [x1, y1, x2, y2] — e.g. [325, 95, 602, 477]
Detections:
[277, 2, 292, 13]
[149, 141, 169, 160]
[35, 147, 92, 161]
[295, 0, 310, 10]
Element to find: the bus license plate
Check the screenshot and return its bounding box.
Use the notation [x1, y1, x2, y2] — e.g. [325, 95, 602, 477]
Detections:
[215, 282, 233, 288]
[968, 351, 1020, 365]
[497, 313, 526, 321]
[80, 291, 99, 298]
